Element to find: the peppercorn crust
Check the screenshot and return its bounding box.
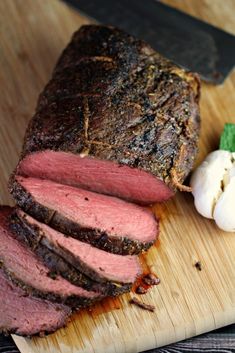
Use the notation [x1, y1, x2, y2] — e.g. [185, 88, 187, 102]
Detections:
[20, 25, 200, 191]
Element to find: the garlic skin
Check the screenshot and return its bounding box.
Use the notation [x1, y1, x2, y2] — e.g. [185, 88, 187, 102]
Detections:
[213, 165, 235, 232]
[190, 150, 235, 232]
[190, 150, 233, 219]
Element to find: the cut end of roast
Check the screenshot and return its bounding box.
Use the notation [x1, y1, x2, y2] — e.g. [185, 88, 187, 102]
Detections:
[17, 151, 174, 204]
[0, 267, 71, 337]
[11, 176, 159, 255]
[0, 206, 101, 307]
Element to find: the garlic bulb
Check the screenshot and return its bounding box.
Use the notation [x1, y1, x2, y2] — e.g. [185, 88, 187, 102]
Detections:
[190, 150, 235, 232]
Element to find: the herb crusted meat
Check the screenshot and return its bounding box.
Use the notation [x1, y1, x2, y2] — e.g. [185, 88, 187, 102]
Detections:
[4, 25, 201, 336]
[14, 25, 200, 205]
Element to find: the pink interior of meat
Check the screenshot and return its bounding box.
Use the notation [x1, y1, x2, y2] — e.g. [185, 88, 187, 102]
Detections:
[19, 211, 141, 283]
[17, 150, 173, 204]
[16, 176, 157, 243]
[0, 211, 98, 299]
[0, 269, 70, 335]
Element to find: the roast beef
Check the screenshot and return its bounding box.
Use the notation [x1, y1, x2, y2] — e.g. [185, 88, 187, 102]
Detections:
[15, 210, 141, 283]
[0, 206, 101, 307]
[0, 268, 71, 337]
[17, 151, 173, 204]
[13, 25, 200, 205]
[10, 176, 158, 254]
[11, 212, 132, 296]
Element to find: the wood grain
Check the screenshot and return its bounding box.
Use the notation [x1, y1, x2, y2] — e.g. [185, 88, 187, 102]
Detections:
[0, 0, 234, 352]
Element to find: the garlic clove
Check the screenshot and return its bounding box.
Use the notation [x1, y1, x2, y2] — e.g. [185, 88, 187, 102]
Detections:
[190, 150, 233, 219]
[213, 166, 235, 232]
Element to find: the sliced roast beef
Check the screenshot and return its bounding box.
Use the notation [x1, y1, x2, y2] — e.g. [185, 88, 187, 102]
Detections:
[15, 209, 141, 284]
[17, 151, 173, 204]
[0, 268, 71, 337]
[11, 210, 138, 296]
[0, 206, 101, 307]
[13, 25, 200, 205]
[10, 176, 158, 255]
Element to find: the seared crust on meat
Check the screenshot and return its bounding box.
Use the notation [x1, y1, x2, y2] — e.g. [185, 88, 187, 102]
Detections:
[21, 25, 200, 190]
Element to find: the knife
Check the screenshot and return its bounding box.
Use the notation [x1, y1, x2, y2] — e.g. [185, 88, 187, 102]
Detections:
[63, 0, 235, 84]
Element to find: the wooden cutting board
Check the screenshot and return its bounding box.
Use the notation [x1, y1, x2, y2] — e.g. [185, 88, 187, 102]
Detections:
[0, 0, 234, 352]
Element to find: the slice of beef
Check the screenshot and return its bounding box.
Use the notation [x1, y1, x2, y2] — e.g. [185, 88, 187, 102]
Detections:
[0, 268, 71, 337]
[0, 206, 101, 308]
[10, 210, 137, 296]
[10, 176, 158, 255]
[15, 229, 131, 297]
[13, 25, 200, 205]
[15, 209, 141, 284]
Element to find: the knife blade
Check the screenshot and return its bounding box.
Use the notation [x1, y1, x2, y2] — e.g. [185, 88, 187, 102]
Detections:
[63, 0, 235, 84]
